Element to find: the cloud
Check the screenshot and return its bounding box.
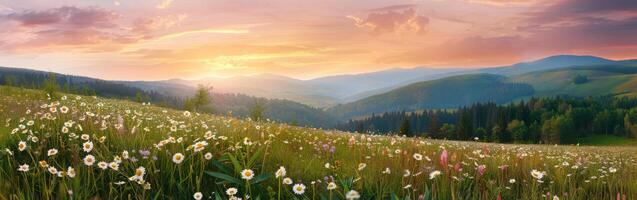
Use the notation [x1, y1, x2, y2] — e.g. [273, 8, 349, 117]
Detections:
[4, 6, 118, 27]
[465, 0, 544, 6]
[132, 14, 188, 38]
[0, 6, 194, 52]
[348, 7, 429, 35]
[156, 0, 174, 10]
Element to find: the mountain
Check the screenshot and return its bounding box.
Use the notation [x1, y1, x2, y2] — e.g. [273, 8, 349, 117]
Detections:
[307, 67, 463, 99]
[0, 66, 337, 127]
[327, 74, 534, 119]
[481, 55, 617, 76]
[162, 67, 464, 107]
[329, 60, 637, 120]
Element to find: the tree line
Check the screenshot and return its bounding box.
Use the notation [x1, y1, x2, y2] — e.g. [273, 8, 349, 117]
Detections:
[335, 96, 637, 144]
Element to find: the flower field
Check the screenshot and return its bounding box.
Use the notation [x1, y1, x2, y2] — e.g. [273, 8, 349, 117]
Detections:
[0, 86, 636, 200]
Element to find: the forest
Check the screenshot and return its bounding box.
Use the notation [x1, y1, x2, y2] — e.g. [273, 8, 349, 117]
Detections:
[335, 96, 637, 144]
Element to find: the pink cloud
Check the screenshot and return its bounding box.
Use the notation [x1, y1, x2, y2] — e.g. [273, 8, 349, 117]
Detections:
[348, 6, 429, 35]
[5, 6, 118, 28]
[0, 6, 187, 52]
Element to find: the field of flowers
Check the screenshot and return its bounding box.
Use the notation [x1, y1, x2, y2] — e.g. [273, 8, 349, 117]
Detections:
[0, 86, 636, 200]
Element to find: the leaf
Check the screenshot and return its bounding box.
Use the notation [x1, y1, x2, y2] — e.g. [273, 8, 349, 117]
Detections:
[205, 171, 242, 185]
[390, 193, 400, 200]
[214, 193, 223, 200]
[251, 173, 272, 184]
[211, 159, 232, 174]
[247, 145, 265, 168]
[227, 153, 243, 173]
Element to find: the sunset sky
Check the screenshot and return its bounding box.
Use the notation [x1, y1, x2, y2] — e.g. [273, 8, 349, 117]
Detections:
[0, 0, 636, 80]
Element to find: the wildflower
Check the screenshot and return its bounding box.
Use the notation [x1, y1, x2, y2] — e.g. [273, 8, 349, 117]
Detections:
[283, 177, 293, 185]
[48, 166, 58, 174]
[109, 162, 120, 171]
[275, 166, 286, 178]
[67, 167, 76, 178]
[429, 170, 442, 179]
[357, 163, 367, 171]
[477, 165, 486, 177]
[382, 167, 391, 174]
[83, 141, 94, 153]
[18, 141, 27, 152]
[531, 169, 546, 182]
[327, 182, 337, 190]
[324, 163, 331, 169]
[18, 164, 29, 172]
[60, 106, 69, 113]
[122, 151, 129, 159]
[440, 150, 448, 168]
[130, 166, 145, 181]
[84, 155, 96, 166]
[193, 192, 203, 200]
[609, 167, 617, 173]
[553, 196, 559, 200]
[292, 183, 306, 195]
[241, 169, 255, 180]
[183, 111, 191, 117]
[97, 162, 108, 170]
[454, 163, 463, 172]
[509, 179, 516, 184]
[561, 161, 569, 166]
[204, 153, 213, 160]
[346, 190, 361, 200]
[413, 153, 423, 161]
[172, 153, 184, 164]
[226, 187, 238, 196]
[47, 148, 58, 156]
[39, 160, 49, 168]
[192, 141, 208, 152]
[81, 134, 90, 140]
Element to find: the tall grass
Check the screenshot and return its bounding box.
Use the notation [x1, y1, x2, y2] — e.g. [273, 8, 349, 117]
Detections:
[0, 86, 635, 199]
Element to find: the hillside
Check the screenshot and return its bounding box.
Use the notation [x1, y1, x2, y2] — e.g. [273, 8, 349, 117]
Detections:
[1, 86, 635, 199]
[480, 55, 617, 76]
[510, 64, 637, 97]
[0, 66, 336, 127]
[328, 74, 534, 119]
[164, 74, 341, 108]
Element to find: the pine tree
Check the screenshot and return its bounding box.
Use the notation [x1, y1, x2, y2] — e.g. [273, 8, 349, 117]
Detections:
[399, 118, 411, 136]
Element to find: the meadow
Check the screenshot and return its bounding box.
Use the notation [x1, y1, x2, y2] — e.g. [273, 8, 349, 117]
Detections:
[0, 86, 635, 200]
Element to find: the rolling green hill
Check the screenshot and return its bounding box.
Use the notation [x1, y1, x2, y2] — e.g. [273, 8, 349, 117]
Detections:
[328, 74, 534, 119]
[509, 64, 637, 97]
[329, 64, 637, 120]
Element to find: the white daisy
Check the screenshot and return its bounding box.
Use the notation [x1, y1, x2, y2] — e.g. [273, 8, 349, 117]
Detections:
[83, 155, 96, 166]
[172, 153, 185, 164]
[241, 169, 255, 180]
[292, 183, 306, 195]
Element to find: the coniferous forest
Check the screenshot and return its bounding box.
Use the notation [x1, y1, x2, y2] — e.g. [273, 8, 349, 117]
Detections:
[335, 96, 637, 144]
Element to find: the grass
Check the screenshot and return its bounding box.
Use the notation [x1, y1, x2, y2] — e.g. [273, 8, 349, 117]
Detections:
[0, 86, 636, 199]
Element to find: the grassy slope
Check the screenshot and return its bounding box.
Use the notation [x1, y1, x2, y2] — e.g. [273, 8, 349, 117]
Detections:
[329, 74, 534, 119]
[1, 86, 636, 199]
[509, 65, 637, 98]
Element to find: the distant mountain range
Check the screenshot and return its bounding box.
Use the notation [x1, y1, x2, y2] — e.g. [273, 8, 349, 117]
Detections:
[2, 54, 637, 124]
[154, 67, 463, 107]
[329, 55, 637, 119]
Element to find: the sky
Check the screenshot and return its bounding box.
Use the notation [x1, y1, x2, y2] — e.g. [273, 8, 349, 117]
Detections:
[0, 0, 636, 80]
